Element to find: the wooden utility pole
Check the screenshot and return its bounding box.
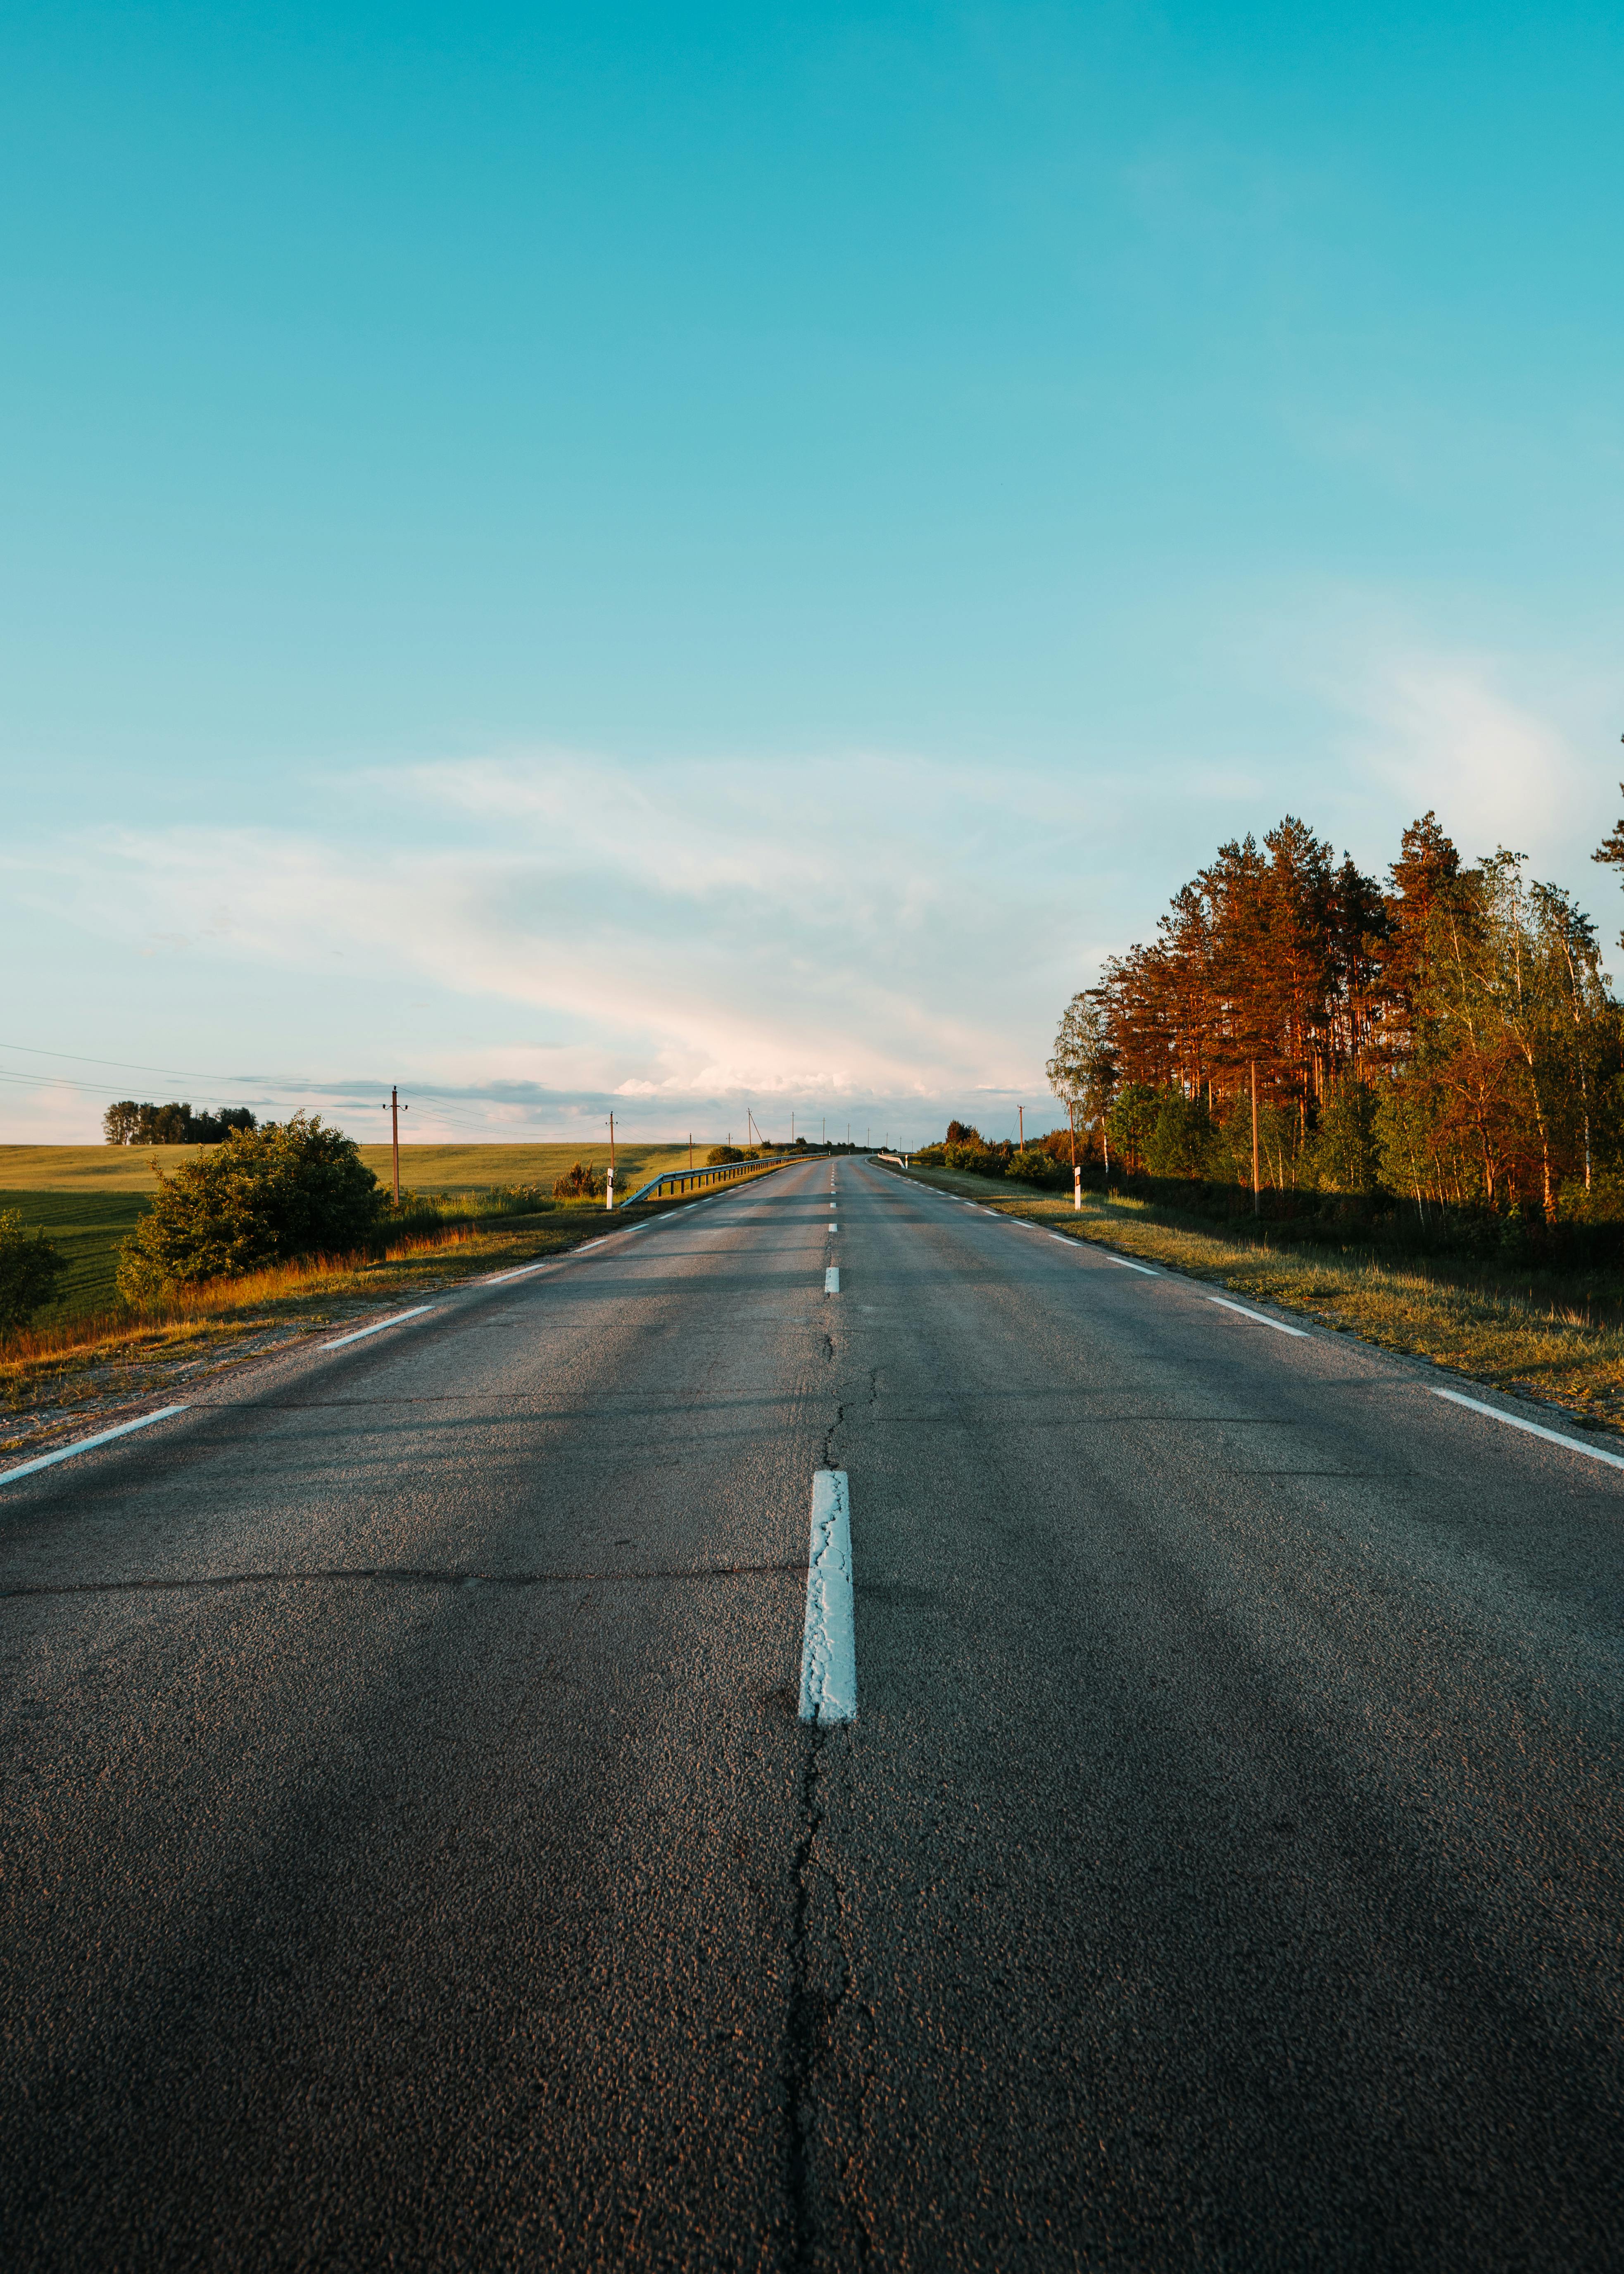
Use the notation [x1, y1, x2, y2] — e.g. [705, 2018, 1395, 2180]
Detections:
[606, 1111, 616, 1210]
[688, 1132, 693, 1169]
[1250, 1060, 1261, 1217]
[380, 1086, 408, 1205]
[1019, 1105, 1025, 1147]
[1069, 1100, 1080, 1211]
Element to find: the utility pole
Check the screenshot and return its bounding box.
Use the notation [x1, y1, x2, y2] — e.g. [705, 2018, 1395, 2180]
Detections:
[1019, 1105, 1025, 1147]
[1069, 1100, 1080, 1211]
[792, 1111, 795, 1143]
[606, 1111, 616, 1210]
[1251, 1060, 1261, 1217]
[380, 1086, 408, 1205]
[688, 1132, 693, 1169]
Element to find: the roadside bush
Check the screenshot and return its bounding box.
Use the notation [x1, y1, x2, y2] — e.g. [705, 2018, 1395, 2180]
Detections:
[552, 1162, 603, 1199]
[117, 1114, 383, 1299]
[1105, 1082, 1163, 1173]
[1307, 1074, 1381, 1195]
[1006, 1144, 1066, 1189]
[707, 1145, 744, 1164]
[0, 1210, 67, 1331]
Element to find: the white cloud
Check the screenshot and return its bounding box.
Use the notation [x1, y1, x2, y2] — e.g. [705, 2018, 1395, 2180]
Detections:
[1336, 653, 1594, 874]
[11, 662, 1617, 1146]
[11, 748, 1106, 1141]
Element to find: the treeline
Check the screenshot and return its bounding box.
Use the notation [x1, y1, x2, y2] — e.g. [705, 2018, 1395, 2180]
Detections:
[103, 1100, 259, 1145]
[1047, 804, 1624, 1223]
[913, 1120, 1075, 1189]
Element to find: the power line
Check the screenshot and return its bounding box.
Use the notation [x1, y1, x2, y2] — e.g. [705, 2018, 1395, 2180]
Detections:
[0, 1038, 271, 1084]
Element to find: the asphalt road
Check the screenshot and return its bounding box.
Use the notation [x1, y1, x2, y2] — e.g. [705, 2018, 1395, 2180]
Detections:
[2, 1156, 1620, 2270]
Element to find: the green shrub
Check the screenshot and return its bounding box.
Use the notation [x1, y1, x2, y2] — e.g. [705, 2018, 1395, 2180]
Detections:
[1145, 1091, 1225, 1179]
[706, 1145, 744, 1165]
[1006, 1144, 1066, 1189]
[1105, 1083, 1163, 1173]
[1308, 1073, 1381, 1195]
[552, 1162, 603, 1199]
[117, 1114, 383, 1299]
[0, 1210, 67, 1331]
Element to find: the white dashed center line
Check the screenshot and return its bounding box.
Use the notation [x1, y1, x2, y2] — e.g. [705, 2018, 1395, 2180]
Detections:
[799, 1469, 856, 1724]
[825, 1266, 840, 1294]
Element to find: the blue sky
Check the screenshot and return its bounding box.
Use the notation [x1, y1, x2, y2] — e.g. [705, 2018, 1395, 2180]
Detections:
[4, 1, 1622, 1146]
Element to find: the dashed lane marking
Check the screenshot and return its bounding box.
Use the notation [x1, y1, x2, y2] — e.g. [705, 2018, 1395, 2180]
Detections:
[825, 1266, 840, 1294]
[1207, 1295, 1308, 1338]
[1107, 1256, 1159, 1276]
[323, 1306, 436, 1351]
[1433, 1387, 1624, 1471]
[799, 1469, 856, 1724]
[0, 1405, 190, 1490]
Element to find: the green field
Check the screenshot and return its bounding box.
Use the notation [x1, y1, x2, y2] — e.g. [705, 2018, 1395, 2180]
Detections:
[0, 1190, 150, 1320]
[0, 1141, 710, 1195]
[0, 1141, 735, 1323]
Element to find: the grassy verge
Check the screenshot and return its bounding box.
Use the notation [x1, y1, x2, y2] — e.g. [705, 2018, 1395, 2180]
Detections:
[0, 1143, 770, 1328]
[889, 1162, 1624, 1437]
[0, 1159, 799, 1455]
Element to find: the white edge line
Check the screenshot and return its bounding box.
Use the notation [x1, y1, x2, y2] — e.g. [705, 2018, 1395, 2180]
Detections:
[0, 1404, 190, 1488]
[1108, 1256, 1160, 1276]
[1207, 1295, 1308, 1338]
[1432, 1387, 1624, 1471]
[799, 1468, 856, 1724]
[484, 1261, 551, 1285]
[824, 1265, 840, 1293]
[323, 1305, 435, 1351]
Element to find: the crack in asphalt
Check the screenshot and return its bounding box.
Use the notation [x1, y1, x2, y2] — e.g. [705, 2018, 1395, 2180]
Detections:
[783, 1727, 828, 2268]
[0, 1560, 808, 1602]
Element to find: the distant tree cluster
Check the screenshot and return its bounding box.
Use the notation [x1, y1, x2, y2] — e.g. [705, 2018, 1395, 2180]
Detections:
[912, 1120, 1074, 1191]
[103, 1100, 258, 1146]
[1046, 805, 1624, 1218]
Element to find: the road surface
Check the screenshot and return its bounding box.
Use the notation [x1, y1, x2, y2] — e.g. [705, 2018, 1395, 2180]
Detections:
[2, 1156, 1620, 2268]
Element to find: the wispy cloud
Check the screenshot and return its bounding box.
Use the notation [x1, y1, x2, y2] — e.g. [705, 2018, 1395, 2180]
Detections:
[11, 664, 1618, 1146]
[17, 749, 1101, 1138]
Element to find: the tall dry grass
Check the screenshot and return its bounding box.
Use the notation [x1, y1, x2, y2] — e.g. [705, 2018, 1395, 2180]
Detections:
[1, 1224, 481, 1376]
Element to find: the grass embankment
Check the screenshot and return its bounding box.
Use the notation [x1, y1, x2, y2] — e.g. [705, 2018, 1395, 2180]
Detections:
[0, 1149, 793, 1449]
[891, 1162, 1624, 1437]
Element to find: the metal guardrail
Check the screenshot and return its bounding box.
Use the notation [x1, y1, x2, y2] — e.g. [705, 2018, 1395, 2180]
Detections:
[618, 1152, 810, 1208]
